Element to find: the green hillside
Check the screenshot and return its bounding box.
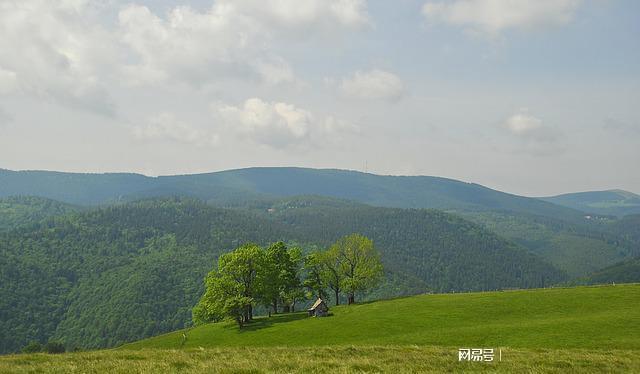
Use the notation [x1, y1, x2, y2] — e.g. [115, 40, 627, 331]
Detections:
[126, 284, 640, 350]
[542, 189, 640, 216]
[461, 211, 638, 277]
[0, 197, 565, 353]
[0, 196, 79, 231]
[580, 258, 640, 285]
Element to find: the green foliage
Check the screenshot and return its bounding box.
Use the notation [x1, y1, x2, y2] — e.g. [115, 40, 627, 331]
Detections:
[195, 244, 263, 327]
[20, 341, 42, 353]
[43, 341, 65, 354]
[579, 257, 640, 285]
[301, 251, 328, 300]
[0, 196, 79, 231]
[460, 210, 638, 277]
[194, 242, 306, 327]
[331, 234, 383, 304]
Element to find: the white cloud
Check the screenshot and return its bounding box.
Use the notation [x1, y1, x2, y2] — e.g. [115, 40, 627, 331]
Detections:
[422, 0, 581, 36]
[340, 69, 405, 101]
[234, 0, 370, 30]
[213, 98, 357, 148]
[133, 113, 219, 147]
[0, 0, 118, 115]
[118, 1, 369, 87]
[503, 109, 563, 155]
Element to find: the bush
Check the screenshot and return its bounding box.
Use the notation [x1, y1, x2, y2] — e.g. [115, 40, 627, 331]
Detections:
[43, 341, 66, 354]
[21, 341, 42, 353]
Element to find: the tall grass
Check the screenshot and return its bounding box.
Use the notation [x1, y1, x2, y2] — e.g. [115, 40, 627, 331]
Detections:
[2, 346, 638, 373]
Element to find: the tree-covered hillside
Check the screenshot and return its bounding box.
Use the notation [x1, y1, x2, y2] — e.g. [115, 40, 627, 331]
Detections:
[0, 196, 79, 231]
[460, 211, 639, 277]
[0, 197, 565, 353]
[542, 190, 640, 216]
[579, 257, 640, 285]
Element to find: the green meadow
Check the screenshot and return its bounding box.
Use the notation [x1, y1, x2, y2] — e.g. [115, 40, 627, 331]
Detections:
[2, 284, 639, 373]
[126, 284, 640, 350]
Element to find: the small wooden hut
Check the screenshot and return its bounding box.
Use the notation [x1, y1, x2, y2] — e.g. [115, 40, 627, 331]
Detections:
[307, 298, 329, 317]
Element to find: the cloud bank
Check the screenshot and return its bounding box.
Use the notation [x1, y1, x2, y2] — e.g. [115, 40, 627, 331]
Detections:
[423, 0, 581, 36]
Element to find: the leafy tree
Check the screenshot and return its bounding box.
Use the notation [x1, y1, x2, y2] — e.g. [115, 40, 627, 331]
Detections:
[21, 341, 42, 353]
[303, 251, 328, 300]
[43, 341, 65, 354]
[280, 246, 304, 312]
[318, 245, 345, 306]
[193, 244, 263, 327]
[334, 234, 383, 304]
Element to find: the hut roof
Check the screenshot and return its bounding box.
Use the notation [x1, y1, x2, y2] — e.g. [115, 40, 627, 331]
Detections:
[308, 298, 327, 311]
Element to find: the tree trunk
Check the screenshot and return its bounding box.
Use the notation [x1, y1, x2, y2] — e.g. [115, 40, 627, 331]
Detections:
[348, 293, 355, 305]
[334, 289, 340, 305]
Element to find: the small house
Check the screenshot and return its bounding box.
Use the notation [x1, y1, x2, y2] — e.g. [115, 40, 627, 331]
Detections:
[307, 298, 329, 317]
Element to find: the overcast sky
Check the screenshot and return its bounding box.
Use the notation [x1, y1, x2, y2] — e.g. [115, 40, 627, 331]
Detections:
[1, 0, 638, 196]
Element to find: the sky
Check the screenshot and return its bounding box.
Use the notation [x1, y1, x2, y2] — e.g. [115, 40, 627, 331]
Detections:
[0, 0, 638, 196]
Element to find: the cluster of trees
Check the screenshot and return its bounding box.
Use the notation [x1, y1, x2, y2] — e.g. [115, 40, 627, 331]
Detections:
[21, 341, 65, 354]
[193, 234, 384, 327]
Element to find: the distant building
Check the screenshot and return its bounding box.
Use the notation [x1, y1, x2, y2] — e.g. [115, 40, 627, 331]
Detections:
[307, 298, 329, 317]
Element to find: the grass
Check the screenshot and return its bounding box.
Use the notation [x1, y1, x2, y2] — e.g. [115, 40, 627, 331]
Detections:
[2, 284, 639, 373]
[124, 284, 640, 350]
[1, 346, 639, 373]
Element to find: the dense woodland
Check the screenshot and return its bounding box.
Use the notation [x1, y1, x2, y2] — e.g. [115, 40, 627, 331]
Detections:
[0, 197, 570, 353]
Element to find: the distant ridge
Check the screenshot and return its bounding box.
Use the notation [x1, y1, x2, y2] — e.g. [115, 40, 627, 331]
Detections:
[542, 189, 640, 216]
[0, 167, 584, 221]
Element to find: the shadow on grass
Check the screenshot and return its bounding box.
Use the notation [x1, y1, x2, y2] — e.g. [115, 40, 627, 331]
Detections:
[220, 312, 311, 333]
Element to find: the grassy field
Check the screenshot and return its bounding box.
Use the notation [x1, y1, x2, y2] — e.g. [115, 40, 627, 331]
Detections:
[124, 284, 640, 350]
[2, 284, 639, 373]
[2, 346, 639, 373]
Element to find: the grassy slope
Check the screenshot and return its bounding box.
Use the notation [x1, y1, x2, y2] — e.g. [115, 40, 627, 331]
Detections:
[3, 285, 639, 373]
[125, 284, 640, 351]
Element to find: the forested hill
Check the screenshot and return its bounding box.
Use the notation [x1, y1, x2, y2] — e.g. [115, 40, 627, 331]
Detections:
[542, 190, 640, 217]
[0, 196, 80, 231]
[579, 257, 640, 285]
[0, 167, 583, 220]
[0, 197, 566, 353]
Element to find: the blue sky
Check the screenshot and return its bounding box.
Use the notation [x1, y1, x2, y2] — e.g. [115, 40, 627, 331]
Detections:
[0, 0, 638, 196]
